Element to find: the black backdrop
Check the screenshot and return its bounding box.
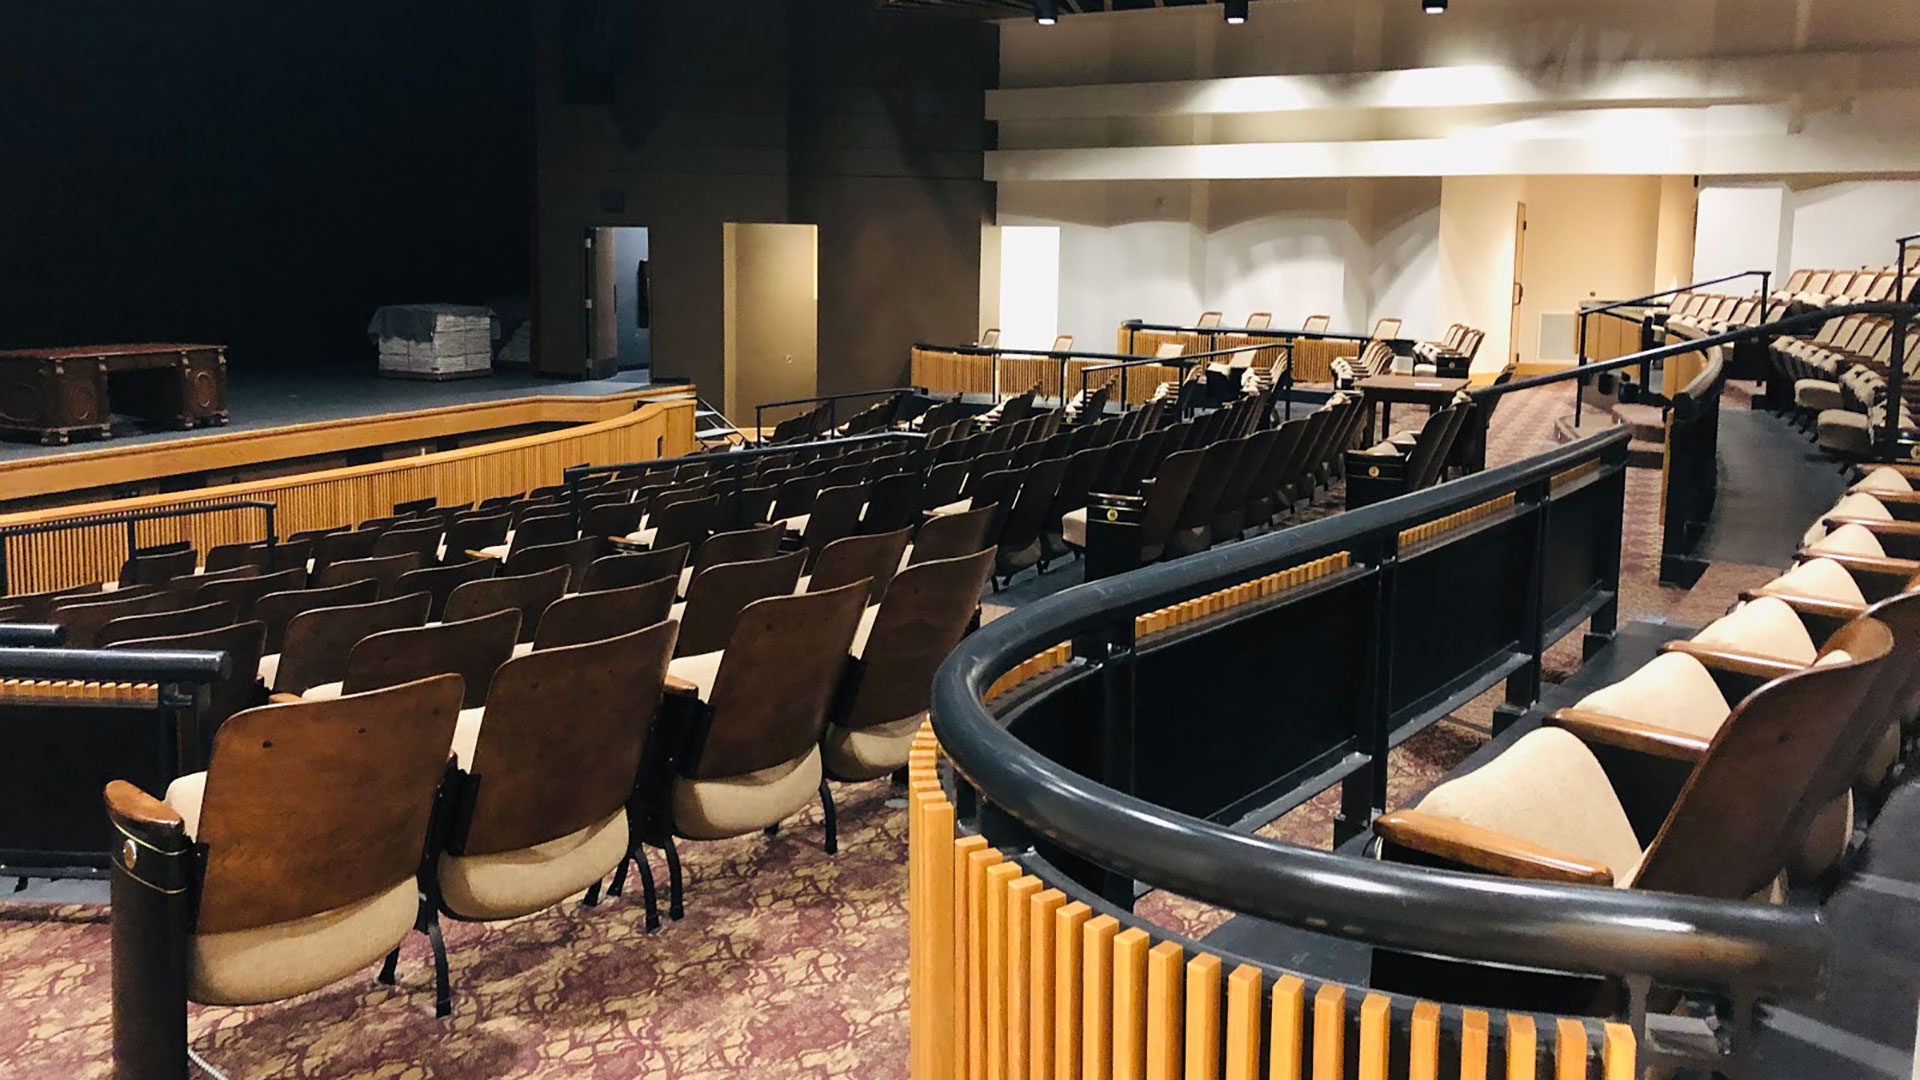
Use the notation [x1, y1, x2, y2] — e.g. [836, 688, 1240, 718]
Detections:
[0, 1, 532, 370]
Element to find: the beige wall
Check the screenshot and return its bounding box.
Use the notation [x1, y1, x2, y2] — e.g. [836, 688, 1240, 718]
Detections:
[723, 224, 818, 422]
[1512, 176, 1664, 367]
[1436, 176, 1522, 377]
[1654, 177, 1701, 292]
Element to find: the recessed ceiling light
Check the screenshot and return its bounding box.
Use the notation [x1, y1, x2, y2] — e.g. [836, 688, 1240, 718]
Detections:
[1034, 0, 1058, 25]
[1224, 0, 1248, 24]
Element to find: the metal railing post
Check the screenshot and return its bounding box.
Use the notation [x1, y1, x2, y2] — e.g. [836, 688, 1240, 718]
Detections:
[1574, 311, 1589, 428]
[1890, 239, 1912, 463]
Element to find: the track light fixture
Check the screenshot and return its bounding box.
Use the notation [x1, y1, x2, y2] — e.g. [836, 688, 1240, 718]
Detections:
[1422, 0, 1447, 12]
[1034, 0, 1057, 25]
[1224, 0, 1248, 24]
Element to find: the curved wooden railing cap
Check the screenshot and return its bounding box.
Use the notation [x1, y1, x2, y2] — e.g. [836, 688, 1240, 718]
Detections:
[929, 429, 1829, 999]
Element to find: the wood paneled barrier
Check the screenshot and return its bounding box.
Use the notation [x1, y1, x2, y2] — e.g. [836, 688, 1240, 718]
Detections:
[906, 732, 1638, 1080]
[910, 348, 1177, 408]
[0, 397, 697, 594]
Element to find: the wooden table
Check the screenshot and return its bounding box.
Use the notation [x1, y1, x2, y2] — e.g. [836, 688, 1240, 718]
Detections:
[1356, 374, 1467, 443]
[0, 344, 228, 444]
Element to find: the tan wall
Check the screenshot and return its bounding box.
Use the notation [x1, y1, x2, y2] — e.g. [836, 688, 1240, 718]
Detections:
[1436, 176, 1523, 377]
[723, 224, 819, 422]
[1655, 176, 1701, 291]
[1512, 176, 1664, 366]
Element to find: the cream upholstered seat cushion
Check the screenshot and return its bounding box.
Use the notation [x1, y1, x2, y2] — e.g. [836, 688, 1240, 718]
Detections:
[1691, 597, 1818, 664]
[667, 650, 725, 701]
[1415, 727, 1644, 887]
[929, 498, 973, 518]
[257, 653, 281, 688]
[1352, 439, 1404, 458]
[1756, 558, 1867, 606]
[447, 707, 491, 769]
[822, 713, 924, 781]
[778, 513, 810, 533]
[679, 565, 694, 596]
[622, 526, 658, 546]
[437, 808, 628, 922]
[1816, 410, 1873, 456]
[1802, 492, 1891, 547]
[851, 604, 881, 660]
[1794, 379, 1844, 412]
[669, 600, 686, 623]
[1411, 362, 1438, 377]
[1061, 507, 1089, 549]
[161, 772, 420, 1006]
[512, 641, 535, 658]
[1574, 653, 1730, 740]
[672, 748, 823, 840]
[475, 543, 511, 561]
[300, 681, 344, 702]
[1854, 466, 1914, 495]
[1806, 523, 1885, 559]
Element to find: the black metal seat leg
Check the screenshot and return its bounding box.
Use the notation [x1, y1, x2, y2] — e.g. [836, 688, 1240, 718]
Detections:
[664, 837, 685, 920]
[378, 946, 401, 985]
[820, 778, 839, 856]
[426, 915, 452, 1018]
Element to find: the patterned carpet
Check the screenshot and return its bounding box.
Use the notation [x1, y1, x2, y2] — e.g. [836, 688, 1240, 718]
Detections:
[0, 384, 1779, 1079]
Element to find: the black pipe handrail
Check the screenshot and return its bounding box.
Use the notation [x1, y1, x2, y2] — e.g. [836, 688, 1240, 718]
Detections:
[1123, 319, 1414, 348]
[916, 339, 1274, 365]
[1493, 300, 1919, 404]
[1578, 270, 1771, 322]
[0, 646, 231, 682]
[0, 624, 64, 648]
[752, 386, 927, 445]
[1574, 271, 1772, 427]
[0, 499, 278, 597]
[930, 429, 1827, 995]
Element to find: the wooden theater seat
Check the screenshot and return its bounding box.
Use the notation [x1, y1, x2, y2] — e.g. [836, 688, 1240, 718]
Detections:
[442, 564, 570, 645]
[525, 578, 677, 653]
[108, 621, 269, 769]
[1377, 617, 1892, 896]
[48, 589, 178, 649]
[503, 535, 605, 592]
[648, 580, 870, 895]
[430, 622, 678, 1003]
[822, 549, 996, 785]
[394, 557, 499, 621]
[96, 601, 237, 649]
[582, 543, 690, 594]
[312, 552, 424, 598]
[108, 676, 463, 1013]
[299, 610, 519, 732]
[804, 528, 911, 604]
[269, 591, 431, 696]
[120, 546, 199, 588]
[670, 549, 805, 658]
[1343, 404, 1469, 509]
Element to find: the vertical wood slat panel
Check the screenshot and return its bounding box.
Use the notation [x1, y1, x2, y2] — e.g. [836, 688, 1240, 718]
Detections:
[1006, 877, 1042, 1080]
[1270, 975, 1307, 1080]
[1311, 985, 1346, 1080]
[954, 836, 990, 1080]
[1554, 1019, 1588, 1080]
[1407, 1001, 1441, 1080]
[1081, 916, 1119, 1080]
[926, 799, 959, 1080]
[1506, 1014, 1538, 1080]
[1029, 890, 1065, 1080]
[1183, 954, 1221, 1080]
[1357, 994, 1391, 1080]
[985, 863, 1022, 1080]
[1111, 929, 1152, 1080]
[1601, 1023, 1635, 1080]
[1223, 966, 1262, 1080]
[1054, 903, 1090, 1080]
[1459, 1009, 1491, 1080]
[1144, 941, 1184, 1080]
[968, 847, 1006, 1080]
[910, 780, 930, 1080]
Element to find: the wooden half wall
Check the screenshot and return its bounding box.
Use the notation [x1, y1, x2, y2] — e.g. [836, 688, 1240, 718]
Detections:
[0, 397, 697, 595]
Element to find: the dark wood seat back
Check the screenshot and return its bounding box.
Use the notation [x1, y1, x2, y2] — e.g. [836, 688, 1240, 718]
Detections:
[1634, 617, 1892, 899]
[394, 557, 500, 621]
[1171, 437, 1245, 531]
[97, 600, 238, 648]
[458, 622, 677, 857]
[252, 580, 381, 652]
[313, 552, 424, 598]
[444, 511, 512, 553]
[504, 535, 607, 592]
[310, 529, 380, 575]
[649, 494, 720, 553]
[1043, 446, 1107, 539]
[110, 620, 267, 768]
[120, 547, 198, 587]
[913, 503, 997, 565]
[165, 563, 258, 602]
[676, 550, 806, 657]
[583, 500, 647, 540]
[690, 526, 784, 583]
[799, 483, 868, 569]
[694, 580, 871, 779]
[371, 523, 444, 562]
[582, 544, 690, 593]
[1137, 448, 1206, 558]
[274, 592, 432, 695]
[1252, 418, 1312, 506]
[205, 537, 314, 575]
[192, 675, 464, 934]
[810, 528, 912, 604]
[919, 460, 970, 510]
[49, 590, 180, 649]
[860, 471, 921, 535]
[511, 511, 577, 553]
[442, 564, 570, 644]
[994, 455, 1072, 560]
[341, 609, 521, 709]
[532, 578, 676, 651]
[1405, 406, 1466, 492]
[840, 548, 995, 731]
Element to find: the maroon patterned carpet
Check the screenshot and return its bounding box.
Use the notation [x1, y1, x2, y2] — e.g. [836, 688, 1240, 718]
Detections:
[0, 385, 1753, 1079]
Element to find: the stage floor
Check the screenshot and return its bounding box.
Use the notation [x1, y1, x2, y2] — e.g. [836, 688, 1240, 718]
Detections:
[0, 366, 656, 463]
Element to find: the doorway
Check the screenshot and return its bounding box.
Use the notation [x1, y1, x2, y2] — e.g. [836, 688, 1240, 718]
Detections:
[722, 223, 818, 423]
[1509, 202, 1527, 368]
[585, 226, 652, 377]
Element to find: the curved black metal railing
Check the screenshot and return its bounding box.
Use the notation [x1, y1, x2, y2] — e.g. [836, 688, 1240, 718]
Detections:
[0, 499, 279, 597]
[1572, 269, 1771, 427]
[915, 339, 1266, 410]
[929, 429, 1827, 1005]
[751, 386, 927, 445]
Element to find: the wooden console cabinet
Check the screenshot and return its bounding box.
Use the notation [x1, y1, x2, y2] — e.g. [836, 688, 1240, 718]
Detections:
[0, 344, 229, 444]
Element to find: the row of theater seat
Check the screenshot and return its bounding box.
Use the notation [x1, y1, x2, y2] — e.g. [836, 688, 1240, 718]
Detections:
[84, 488, 999, 1019]
[1375, 463, 1920, 912]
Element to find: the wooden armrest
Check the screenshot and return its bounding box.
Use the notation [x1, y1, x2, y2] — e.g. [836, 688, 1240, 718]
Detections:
[268, 692, 303, 705]
[1373, 809, 1614, 886]
[463, 548, 496, 561]
[1545, 708, 1710, 763]
[1735, 589, 1868, 620]
[1660, 640, 1803, 680]
[1793, 550, 1920, 577]
[104, 779, 191, 855]
[664, 675, 701, 696]
[1823, 516, 1920, 536]
[608, 536, 650, 552]
[1856, 489, 1920, 507]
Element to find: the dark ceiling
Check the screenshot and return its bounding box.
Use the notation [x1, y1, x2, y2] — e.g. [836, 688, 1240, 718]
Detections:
[878, 0, 1240, 17]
